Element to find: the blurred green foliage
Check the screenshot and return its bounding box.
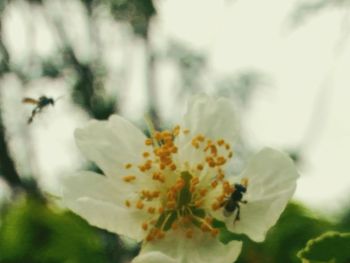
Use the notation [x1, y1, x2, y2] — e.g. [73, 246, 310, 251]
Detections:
[0, 197, 108, 263]
[298, 231, 350, 263]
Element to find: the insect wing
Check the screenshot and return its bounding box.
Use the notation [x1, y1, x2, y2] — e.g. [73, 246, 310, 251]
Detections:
[22, 98, 39, 105]
[223, 208, 233, 217]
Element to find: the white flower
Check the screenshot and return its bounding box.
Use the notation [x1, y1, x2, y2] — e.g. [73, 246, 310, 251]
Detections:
[62, 95, 299, 263]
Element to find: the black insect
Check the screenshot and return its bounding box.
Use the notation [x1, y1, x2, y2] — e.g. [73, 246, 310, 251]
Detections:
[22, 96, 59, 124]
[222, 182, 248, 223]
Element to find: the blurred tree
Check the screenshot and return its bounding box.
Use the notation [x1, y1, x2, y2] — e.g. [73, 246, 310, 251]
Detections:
[166, 41, 207, 97]
[216, 71, 269, 108]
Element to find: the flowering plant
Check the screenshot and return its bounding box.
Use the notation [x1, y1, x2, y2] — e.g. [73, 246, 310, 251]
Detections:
[62, 95, 299, 262]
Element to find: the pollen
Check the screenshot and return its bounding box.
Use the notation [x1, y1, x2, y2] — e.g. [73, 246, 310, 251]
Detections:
[145, 138, 153, 146]
[136, 200, 144, 209]
[212, 202, 220, 211]
[147, 207, 156, 214]
[124, 163, 132, 169]
[217, 139, 225, 146]
[185, 229, 194, 238]
[211, 180, 218, 188]
[197, 164, 204, 171]
[199, 188, 207, 197]
[211, 228, 219, 237]
[173, 125, 180, 136]
[143, 152, 150, 158]
[142, 222, 148, 231]
[183, 128, 190, 135]
[125, 200, 131, 207]
[123, 175, 136, 182]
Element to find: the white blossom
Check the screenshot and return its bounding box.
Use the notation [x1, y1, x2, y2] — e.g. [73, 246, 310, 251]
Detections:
[62, 94, 299, 263]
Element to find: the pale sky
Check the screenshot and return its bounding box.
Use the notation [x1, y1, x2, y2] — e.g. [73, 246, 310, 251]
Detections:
[1, 0, 350, 214]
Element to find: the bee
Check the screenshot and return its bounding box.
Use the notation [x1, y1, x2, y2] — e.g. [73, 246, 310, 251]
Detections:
[222, 179, 248, 223]
[22, 95, 62, 124]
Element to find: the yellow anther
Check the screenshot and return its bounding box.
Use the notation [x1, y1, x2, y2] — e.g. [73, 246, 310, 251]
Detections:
[199, 188, 207, 197]
[195, 199, 203, 207]
[228, 151, 233, 158]
[173, 125, 180, 136]
[190, 186, 196, 193]
[156, 230, 165, 239]
[217, 169, 225, 180]
[191, 140, 200, 149]
[208, 161, 216, 168]
[152, 191, 160, 198]
[212, 202, 220, 211]
[170, 146, 178, 153]
[170, 163, 177, 171]
[166, 201, 176, 209]
[217, 139, 225, 146]
[210, 145, 218, 156]
[171, 222, 178, 230]
[145, 138, 153, 146]
[154, 131, 162, 141]
[191, 176, 199, 186]
[123, 175, 136, 182]
[196, 134, 205, 142]
[146, 234, 154, 242]
[142, 222, 148, 231]
[138, 166, 146, 172]
[211, 180, 218, 188]
[205, 216, 213, 224]
[216, 156, 226, 166]
[167, 190, 176, 200]
[223, 180, 232, 194]
[200, 223, 210, 232]
[125, 200, 131, 207]
[197, 164, 204, 171]
[183, 129, 190, 135]
[143, 152, 150, 158]
[136, 200, 144, 209]
[216, 194, 225, 203]
[158, 207, 164, 214]
[148, 207, 156, 214]
[211, 228, 219, 237]
[124, 163, 133, 169]
[175, 180, 185, 191]
[225, 143, 231, 150]
[185, 229, 193, 239]
[181, 216, 192, 224]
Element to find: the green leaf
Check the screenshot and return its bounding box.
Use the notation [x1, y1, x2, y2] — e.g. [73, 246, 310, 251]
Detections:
[298, 231, 350, 263]
[0, 197, 108, 263]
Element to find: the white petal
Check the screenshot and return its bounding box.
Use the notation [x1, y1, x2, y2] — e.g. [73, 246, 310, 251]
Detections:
[62, 171, 149, 241]
[181, 94, 239, 142]
[176, 94, 239, 169]
[224, 148, 299, 242]
[75, 115, 148, 179]
[142, 229, 242, 263]
[133, 252, 179, 263]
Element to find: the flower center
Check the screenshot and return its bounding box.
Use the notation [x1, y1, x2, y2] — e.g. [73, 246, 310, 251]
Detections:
[121, 125, 237, 241]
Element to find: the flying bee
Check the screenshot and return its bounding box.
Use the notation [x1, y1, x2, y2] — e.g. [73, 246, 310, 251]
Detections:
[222, 178, 248, 223]
[22, 95, 62, 124]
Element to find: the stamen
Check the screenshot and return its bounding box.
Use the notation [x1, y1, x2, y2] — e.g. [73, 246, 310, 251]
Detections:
[124, 163, 132, 169]
[123, 175, 136, 182]
[142, 222, 148, 231]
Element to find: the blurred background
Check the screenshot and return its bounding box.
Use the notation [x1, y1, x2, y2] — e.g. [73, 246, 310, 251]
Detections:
[0, 0, 350, 262]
